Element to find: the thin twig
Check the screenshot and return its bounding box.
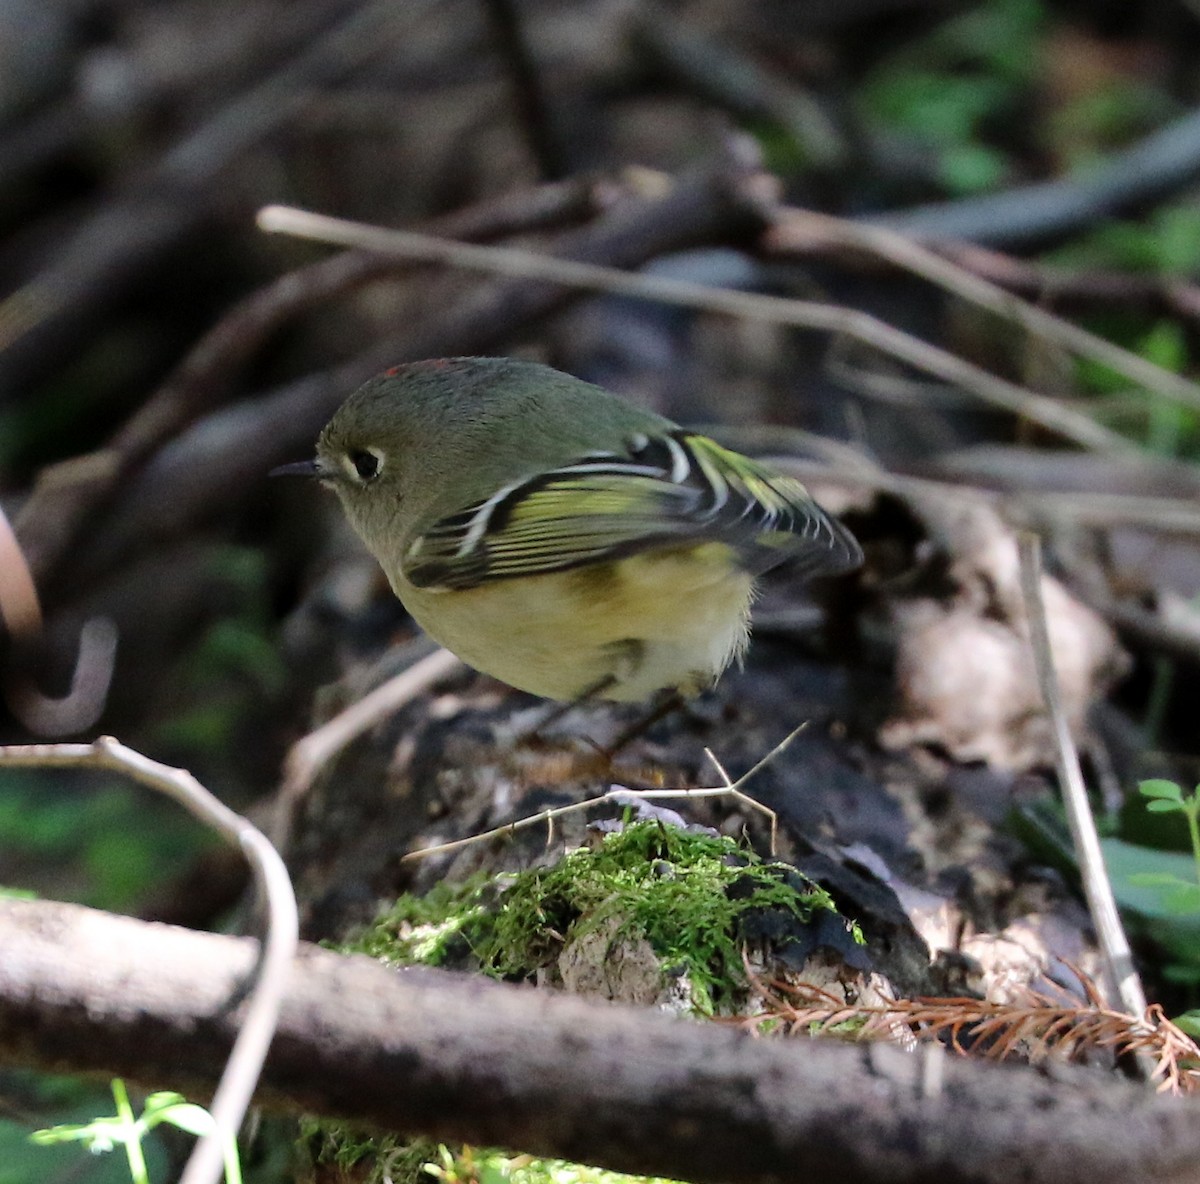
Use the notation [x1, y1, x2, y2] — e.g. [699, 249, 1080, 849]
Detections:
[768, 209, 1200, 416]
[870, 104, 1200, 247]
[768, 451, 1200, 538]
[401, 725, 804, 864]
[703, 744, 780, 855]
[1016, 535, 1147, 1020]
[256, 205, 1134, 454]
[482, 0, 569, 179]
[15, 177, 603, 588]
[273, 646, 464, 850]
[0, 738, 298, 1184]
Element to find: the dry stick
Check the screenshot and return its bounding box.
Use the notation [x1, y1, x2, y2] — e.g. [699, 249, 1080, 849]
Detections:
[0, 738, 298, 1184]
[1080, 590, 1200, 668]
[763, 220, 1200, 329]
[932, 241, 1200, 326]
[400, 725, 801, 864]
[869, 104, 1200, 247]
[9, 898, 1200, 1184]
[1024, 490, 1200, 535]
[1017, 535, 1147, 1020]
[273, 646, 464, 850]
[6, 618, 119, 738]
[767, 450, 1200, 538]
[702, 742, 781, 855]
[255, 205, 1134, 455]
[16, 176, 604, 588]
[768, 209, 1200, 415]
[482, 0, 570, 180]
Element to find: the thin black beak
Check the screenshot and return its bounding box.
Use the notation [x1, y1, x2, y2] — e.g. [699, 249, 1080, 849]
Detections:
[269, 459, 321, 478]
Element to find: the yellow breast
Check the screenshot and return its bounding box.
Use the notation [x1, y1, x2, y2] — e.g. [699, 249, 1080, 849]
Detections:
[394, 543, 754, 702]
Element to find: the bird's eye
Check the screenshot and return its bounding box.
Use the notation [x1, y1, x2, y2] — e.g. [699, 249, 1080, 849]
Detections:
[348, 448, 383, 482]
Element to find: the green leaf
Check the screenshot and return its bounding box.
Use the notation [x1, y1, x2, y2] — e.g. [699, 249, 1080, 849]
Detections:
[1102, 838, 1200, 923]
[1127, 872, 1192, 887]
[1164, 883, 1200, 913]
[1146, 799, 1186, 814]
[939, 143, 1009, 195]
[28, 1120, 111, 1146]
[1139, 320, 1187, 373]
[1173, 1009, 1200, 1037]
[153, 1103, 216, 1138]
[1139, 779, 1185, 802]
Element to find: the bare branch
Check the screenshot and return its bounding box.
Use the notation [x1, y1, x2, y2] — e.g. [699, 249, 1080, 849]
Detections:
[767, 208, 1200, 416]
[0, 741, 298, 1184]
[2, 898, 1199, 1184]
[257, 204, 1133, 454]
[274, 646, 464, 850]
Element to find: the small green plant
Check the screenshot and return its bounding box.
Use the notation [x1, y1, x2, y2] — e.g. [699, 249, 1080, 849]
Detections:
[1132, 780, 1200, 914]
[31, 1079, 241, 1184]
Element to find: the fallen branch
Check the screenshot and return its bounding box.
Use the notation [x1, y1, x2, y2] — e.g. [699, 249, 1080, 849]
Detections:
[767, 207, 1200, 416]
[869, 104, 1200, 246]
[2, 898, 1199, 1184]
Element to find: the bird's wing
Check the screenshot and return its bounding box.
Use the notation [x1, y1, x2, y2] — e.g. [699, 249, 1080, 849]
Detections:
[403, 431, 862, 591]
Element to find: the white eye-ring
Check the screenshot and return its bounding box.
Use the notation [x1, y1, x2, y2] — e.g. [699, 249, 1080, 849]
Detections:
[345, 447, 385, 483]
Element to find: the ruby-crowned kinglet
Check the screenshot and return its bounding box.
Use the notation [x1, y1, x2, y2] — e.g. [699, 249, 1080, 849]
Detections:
[274, 357, 861, 702]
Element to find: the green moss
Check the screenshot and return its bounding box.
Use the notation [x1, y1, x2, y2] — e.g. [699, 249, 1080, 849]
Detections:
[426, 1146, 685, 1184]
[300, 1132, 687, 1184]
[314, 821, 860, 1184]
[300, 1120, 439, 1182]
[351, 820, 855, 1014]
[348, 873, 496, 968]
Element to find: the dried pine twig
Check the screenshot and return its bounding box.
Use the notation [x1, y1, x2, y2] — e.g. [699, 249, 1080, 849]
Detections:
[740, 976, 1200, 1095]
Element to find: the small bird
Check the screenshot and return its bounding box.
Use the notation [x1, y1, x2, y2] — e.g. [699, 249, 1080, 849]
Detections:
[274, 357, 861, 703]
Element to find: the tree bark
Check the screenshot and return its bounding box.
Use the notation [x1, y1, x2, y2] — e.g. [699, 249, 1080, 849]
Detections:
[2, 898, 1198, 1184]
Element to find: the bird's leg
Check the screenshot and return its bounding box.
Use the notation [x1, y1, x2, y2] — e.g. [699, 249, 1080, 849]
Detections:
[519, 674, 618, 743]
[602, 689, 687, 758]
